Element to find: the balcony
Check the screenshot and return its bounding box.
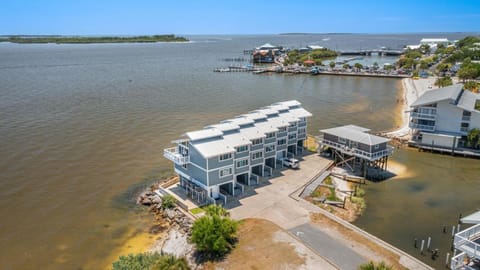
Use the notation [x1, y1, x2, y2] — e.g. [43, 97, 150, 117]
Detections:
[454, 224, 480, 257]
[409, 123, 435, 131]
[410, 112, 436, 120]
[319, 139, 394, 161]
[164, 147, 190, 165]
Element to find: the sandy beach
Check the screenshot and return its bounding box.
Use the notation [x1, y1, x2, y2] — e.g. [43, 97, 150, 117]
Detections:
[383, 77, 438, 138]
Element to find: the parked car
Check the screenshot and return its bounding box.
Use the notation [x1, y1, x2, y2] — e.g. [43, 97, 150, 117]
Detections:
[282, 157, 299, 169]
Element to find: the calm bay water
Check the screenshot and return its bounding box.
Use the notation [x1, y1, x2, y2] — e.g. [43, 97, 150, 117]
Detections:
[0, 33, 478, 269]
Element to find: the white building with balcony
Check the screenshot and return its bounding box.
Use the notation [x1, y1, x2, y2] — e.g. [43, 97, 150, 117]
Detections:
[451, 210, 480, 270]
[163, 100, 312, 205]
[409, 84, 480, 149]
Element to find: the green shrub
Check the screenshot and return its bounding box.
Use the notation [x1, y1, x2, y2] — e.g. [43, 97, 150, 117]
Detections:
[112, 252, 190, 270]
[161, 194, 176, 209]
[191, 205, 238, 259]
[358, 261, 393, 270]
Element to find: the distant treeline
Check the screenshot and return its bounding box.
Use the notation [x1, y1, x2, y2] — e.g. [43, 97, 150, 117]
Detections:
[0, 35, 189, 44]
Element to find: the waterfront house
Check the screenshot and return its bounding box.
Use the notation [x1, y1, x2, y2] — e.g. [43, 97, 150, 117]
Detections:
[420, 38, 450, 46]
[163, 100, 312, 204]
[409, 84, 480, 149]
[450, 210, 480, 270]
[252, 43, 283, 63]
[318, 125, 394, 177]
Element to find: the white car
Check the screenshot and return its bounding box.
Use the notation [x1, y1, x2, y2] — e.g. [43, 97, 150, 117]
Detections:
[282, 158, 299, 169]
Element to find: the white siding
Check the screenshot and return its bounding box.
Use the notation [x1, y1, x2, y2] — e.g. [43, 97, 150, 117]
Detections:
[435, 100, 463, 133]
[421, 133, 458, 148]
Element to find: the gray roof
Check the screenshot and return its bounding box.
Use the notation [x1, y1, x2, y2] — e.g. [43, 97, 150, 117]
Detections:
[461, 210, 480, 224]
[411, 84, 463, 107]
[458, 89, 480, 112]
[320, 125, 390, 146]
[175, 100, 312, 158]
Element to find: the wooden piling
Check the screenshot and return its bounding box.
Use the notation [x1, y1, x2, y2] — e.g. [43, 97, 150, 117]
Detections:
[445, 253, 450, 268]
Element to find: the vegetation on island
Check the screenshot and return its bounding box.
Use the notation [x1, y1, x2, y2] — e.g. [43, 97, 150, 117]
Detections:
[112, 253, 190, 270]
[191, 205, 238, 259]
[358, 261, 394, 270]
[283, 48, 338, 66]
[3, 34, 188, 44]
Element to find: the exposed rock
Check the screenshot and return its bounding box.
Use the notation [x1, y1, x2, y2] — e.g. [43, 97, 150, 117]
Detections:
[151, 195, 162, 204]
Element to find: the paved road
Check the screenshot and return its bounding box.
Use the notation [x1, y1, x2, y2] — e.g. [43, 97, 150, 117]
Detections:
[289, 223, 367, 270]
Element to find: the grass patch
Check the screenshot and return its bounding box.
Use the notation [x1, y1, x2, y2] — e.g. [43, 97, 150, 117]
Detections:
[190, 207, 205, 215]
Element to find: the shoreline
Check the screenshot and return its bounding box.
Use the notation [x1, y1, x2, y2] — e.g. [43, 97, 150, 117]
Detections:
[382, 77, 437, 139]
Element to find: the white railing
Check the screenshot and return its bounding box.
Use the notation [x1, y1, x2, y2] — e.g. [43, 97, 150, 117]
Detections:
[450, 252, 478, 270]
[410, 112, 436, 120]
[409, 123, 435, 131]
[319, 139, 394, 161]
[163, 147, 190, 165]
[454, 224, 480, 258]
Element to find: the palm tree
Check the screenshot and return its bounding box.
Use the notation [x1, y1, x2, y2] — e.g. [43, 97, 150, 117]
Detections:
[354, 62, 363, 72]
[329, 61, 336, 70]
[153, 254, 190, 270]
[343, 63, 350, 70]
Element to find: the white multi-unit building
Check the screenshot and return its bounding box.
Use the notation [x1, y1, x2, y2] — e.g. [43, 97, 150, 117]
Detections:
[409, 84, 480, 149]
[163, 100, 312, 204]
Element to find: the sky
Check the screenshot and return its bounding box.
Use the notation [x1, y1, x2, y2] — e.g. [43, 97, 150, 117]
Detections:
[1, 0, 480, 35]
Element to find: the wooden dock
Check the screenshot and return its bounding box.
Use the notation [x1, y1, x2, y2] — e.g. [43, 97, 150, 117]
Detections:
[408, 141, 480, 158]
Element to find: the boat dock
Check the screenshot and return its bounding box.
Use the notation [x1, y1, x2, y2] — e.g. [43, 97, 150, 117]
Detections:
[408, 141, 480, 158]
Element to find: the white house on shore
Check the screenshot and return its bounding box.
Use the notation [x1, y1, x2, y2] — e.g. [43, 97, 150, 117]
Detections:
[409, 84, 480, 149]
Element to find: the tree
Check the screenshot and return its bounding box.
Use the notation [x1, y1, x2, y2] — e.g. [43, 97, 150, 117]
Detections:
[329, 61, 336, 70]
[152, 254, 190, 270]
[419, 60, 429, 70]
[354, 62, 363, 71]
[373, 62, 379, 70]
[467, 128, 480, 149]
[458, 65, 479, 82]
[359, 261, 393, 270]
[434, 77, 453, 87]
[464, 81, 479, 92]
[191, 205, 238, 258]
[343, 63, 350, 70]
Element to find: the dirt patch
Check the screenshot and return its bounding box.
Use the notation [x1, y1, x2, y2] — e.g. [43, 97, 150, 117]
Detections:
[213, 218, 306, 270]
[310, 213, 407, 270]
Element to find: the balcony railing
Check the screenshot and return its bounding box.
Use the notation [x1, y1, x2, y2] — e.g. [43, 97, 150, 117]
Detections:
[451, 252, 479, 270]
[454, 223, 480, 259]
[409, 123, 435, 131]
[319, 139, 394, 161]
[164, 147, 190, 165]
[410, 112, 436, 120]
[461, 127, 469, 132]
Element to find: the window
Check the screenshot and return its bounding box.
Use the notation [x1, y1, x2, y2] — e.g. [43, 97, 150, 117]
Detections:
[278, 127, 287, 132]
[338, 137, 346, 144]
[289, 122, 297, 127]
[266, 132, 276, 138]
[236, 145, 248, 153]
[350, 142, 358, 148]
[299, 117, 306, 122]
[265, 144, 275, 153]
[277, 138, 286, 145]
[252, 138, 263, 145]
[219, 167, 233, 177]
[374, 144, 380, 150]
[236, 159, 248, 168]
[219, 153, 232, 161]
[288, 133, 297, 140]
[251, 151, 263, 160]
[298, 128, 306, 134]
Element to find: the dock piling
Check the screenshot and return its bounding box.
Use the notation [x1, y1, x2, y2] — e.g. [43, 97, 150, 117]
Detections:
[414, 238, 418, 248]
[451, 226, 455, 237]
[457, 224, 461, 233]
[443, 225, 446, 233]
[427, 237, 431, 251]
[445, 253, 450, 268]
[420, 240, 425, 255]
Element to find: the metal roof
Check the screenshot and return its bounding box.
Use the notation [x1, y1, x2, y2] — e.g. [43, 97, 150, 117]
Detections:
[185, 129, 223, 141]
[191, 139, 234, 159]
[458, 90, 480, 112]
[252, 108, 279, 116]
[411, 84, 463, 107]
[222, 133, 252, 148]
[288, 107, 313, 118]
[461, 210, 480, 224]
[343, 125, 371, 132]
[222, 117, 255, 126]
[266, 104, 290, 112]
[241, 112, 268, 121]
[240, 126, 267, 140]
[254, 121, 280, 134]
[273, 100, 301, 108]
[205, 123, 240, 132]
[320, 125, 390, 146]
